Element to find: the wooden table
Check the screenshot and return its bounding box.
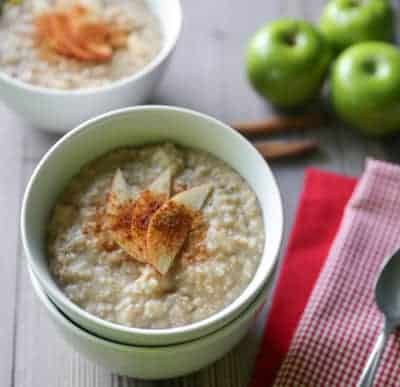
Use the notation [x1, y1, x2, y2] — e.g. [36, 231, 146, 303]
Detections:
[1, 1, 398, 386]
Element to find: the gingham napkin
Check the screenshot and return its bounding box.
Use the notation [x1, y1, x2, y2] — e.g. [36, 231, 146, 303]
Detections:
[250, 160, 400, 387]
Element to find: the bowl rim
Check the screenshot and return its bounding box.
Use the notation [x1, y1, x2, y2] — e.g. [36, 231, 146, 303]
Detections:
[28, 261, 270, 351]
[0, 0, 182, 96]
[21, 105, 284, 342]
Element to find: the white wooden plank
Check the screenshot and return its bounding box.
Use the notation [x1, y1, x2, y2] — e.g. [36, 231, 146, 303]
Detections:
[0, 103, 23, 387]
[22, 129, 61, 161]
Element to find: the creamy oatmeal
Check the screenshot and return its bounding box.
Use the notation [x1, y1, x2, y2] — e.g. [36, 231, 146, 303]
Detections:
[0, 0, 161, 89]
[48, 143, 265, 329]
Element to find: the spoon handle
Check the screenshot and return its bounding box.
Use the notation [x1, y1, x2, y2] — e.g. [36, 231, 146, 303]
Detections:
[357, 324, 391, 387]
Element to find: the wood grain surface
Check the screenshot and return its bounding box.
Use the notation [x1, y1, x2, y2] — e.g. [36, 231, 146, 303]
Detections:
[1, 0, 398, 386]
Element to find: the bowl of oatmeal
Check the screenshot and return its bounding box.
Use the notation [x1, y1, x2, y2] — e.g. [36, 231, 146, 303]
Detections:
[21, 105, 283, 346]
[28, 261, 269, 379]
[0, 0, 181, 132]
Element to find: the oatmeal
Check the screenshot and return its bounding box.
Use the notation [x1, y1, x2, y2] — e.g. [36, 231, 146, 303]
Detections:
[48, 143, 265, 329]
[0, 0, 162, 89]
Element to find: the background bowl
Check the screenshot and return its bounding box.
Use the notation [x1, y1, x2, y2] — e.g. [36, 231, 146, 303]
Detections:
[21, 105, 283, 346]
[0, 0, 182, 133]
[28, 262, 269, 379]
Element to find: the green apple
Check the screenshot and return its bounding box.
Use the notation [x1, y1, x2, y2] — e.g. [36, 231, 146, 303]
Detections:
[331, 42, 400, 136]
[319, 0, 394, 53]
[246, 19, 332, 108]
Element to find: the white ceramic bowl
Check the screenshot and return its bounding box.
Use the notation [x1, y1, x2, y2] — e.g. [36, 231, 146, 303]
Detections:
[21, 105, 283, 346]
[28, 262, 269, 379]
[0, 0, 182, 133]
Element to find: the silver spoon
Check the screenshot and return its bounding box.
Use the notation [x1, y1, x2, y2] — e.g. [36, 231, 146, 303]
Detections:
[357, 248, 400, 387]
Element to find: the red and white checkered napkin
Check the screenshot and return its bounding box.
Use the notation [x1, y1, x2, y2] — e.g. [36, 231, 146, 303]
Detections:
[274, 160, 400, 387]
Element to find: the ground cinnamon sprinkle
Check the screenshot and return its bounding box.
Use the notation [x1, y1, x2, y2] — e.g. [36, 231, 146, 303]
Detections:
[81, 200, 104, 236]
[131, 190, 166, 232]
[109, 198, 135, 238]
[130, 190, 167, 257]
[149, 201, 193, 251]
[94, 201, 104, 234]
[181, 212, 209, 263]
[100, 238, 118, 252]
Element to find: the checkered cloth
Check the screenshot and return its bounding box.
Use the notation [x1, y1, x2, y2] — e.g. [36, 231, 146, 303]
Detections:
[273, 160, 400, 386]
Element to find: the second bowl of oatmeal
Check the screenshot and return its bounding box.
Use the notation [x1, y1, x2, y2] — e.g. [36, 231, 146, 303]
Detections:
[0, 0, 181, 132]
[21, 105, 283, 346]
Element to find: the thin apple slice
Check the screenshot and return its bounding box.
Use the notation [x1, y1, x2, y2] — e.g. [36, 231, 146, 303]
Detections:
[146, 201, 192, 274]
[171, 184, 213, 210]
[106, 169, 145, 261]
[107, 168, 140, 210]
[130, 190, 167, 262]
[148, 169, 171, 196]
[49, 14, 95, 61]
[129, 170, 171, 261]
[146, 184, 213, 274]
[108, 168, 129, 206]
[106, 169, 150, 262]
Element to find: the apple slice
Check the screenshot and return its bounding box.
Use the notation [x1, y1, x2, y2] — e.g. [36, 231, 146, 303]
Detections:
[108, 169, 130, 206]
[171, 184, 213, 210]
[148, 169, 171, 196]
[106, 168, 139, 212]
[130, 171, 172, 261]
[146, 184, 212, 274]
[105, 169, 143, 260]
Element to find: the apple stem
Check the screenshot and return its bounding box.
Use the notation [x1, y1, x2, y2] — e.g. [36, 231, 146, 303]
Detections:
[282, 32, 297, 46]
[347, 0, 361, 7]
[362, 59, 377, 75]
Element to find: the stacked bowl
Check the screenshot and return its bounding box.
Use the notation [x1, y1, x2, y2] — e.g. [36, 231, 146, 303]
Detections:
[10, 0, 283, 377]
[0, 0, 182, 132]
[21, 106, 283, 379]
